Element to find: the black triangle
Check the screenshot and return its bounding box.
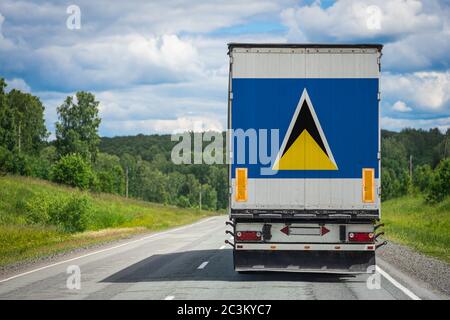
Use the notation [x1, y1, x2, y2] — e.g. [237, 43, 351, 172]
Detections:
[282, 100, 328, 157]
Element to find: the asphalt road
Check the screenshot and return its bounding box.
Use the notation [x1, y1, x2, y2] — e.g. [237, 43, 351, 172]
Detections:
[0, 216, 444, 300]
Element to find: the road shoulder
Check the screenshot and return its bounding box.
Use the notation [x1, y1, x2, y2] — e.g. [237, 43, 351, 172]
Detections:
[0, 216, 220, 282]
[378, 240, 450, 299]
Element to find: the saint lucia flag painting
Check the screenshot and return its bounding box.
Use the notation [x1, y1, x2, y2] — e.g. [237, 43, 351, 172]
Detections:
[231, 78, 379, 180]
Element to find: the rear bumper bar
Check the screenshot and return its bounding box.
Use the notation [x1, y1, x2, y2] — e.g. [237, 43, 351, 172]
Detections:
[235, 243, 375, 251]
[230, 209, 379, 221]
[234, 250, 375, 274]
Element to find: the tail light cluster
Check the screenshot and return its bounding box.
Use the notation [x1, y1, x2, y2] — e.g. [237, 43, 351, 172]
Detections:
[348, 232, 374, 243]
[236, 231, 262, 241]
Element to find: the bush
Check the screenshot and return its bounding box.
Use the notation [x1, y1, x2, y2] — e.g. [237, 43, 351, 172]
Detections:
[28, 146, 57, 180]
[413, 164, 433, 192]
[25, 194, 52, 225]
[51, 154, 93, 189]
[28, 156, 52, 180]
[200, 184, 217, 210]
[93, 153, 125, 194]
[381, 168, 410, 201]
[0, 147, 32, 176]
[25, 193, 92, 233]
[427, 158, 450, 203]
[0, 146, 13, 174]
[51, 194, 91, 233]
[177, 196, 190, 208]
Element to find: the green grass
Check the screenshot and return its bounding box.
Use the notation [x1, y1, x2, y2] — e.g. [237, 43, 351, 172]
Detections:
[0, 175, 220, 267]
[381, 195, 450, 263]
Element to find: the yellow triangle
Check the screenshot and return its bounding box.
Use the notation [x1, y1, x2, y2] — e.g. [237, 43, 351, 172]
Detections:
[273, 130, 337, 170]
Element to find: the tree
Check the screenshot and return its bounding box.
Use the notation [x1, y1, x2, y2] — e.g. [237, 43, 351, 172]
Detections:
[51, 154, 93, 189]
[200, 183, 218, 210]
[55, 92, 101, 162]
[166, 171, 185, 205]
[427, 158, 450, 203]
[432, 129, 450, 166]
[137, 164, 169, 203]
[27, 146, 57, 179]
[0, 146, 31, 176]
[207, 166, 228, 209]
[7, 89, 48, 154]
[0, 79, 16, 151]
[413, 164, 433, 192]
[93, 153, 125, 194]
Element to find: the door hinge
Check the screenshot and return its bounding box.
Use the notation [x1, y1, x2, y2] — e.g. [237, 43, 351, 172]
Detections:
[230, 92, 233, 100]
[377, 92, 381, 101]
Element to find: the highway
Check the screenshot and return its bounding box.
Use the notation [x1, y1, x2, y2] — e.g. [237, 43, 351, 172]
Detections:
[0, 216, 443, 300]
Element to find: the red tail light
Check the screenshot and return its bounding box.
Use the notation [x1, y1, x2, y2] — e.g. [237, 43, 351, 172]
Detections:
[348, 232, 374, 242]
[236, 231, 262, 241]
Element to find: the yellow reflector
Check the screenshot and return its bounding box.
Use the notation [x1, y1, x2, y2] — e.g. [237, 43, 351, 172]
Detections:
[362, 168, 375, 203]
[235, 168, 248, 202]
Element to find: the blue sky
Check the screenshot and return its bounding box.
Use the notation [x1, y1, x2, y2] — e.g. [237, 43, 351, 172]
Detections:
[0, 0, 449, 137]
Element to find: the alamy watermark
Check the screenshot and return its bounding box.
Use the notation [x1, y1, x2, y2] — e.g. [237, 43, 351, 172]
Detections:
[366, 265, 381, 290]
[366, 5, 382, 30]
[171, 129, 280, 175]
[66, 265, 81, 290]
[66, 5, 81, 30]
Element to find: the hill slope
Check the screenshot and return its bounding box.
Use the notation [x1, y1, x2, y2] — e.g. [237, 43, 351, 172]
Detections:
[0, 175, 218, 268]
[382, 195, 450, 263]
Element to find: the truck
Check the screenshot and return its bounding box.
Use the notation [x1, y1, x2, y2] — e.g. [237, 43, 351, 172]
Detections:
[226, 43, 384, 273]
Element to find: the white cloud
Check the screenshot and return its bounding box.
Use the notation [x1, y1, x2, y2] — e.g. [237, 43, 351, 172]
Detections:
[5, 77, 30, 92]
[281, 0, 450, 72]
[103, 116, 224, 135]
[382, 71, 450, 112]
[382, 116, 450, 132]
[281, 0, 442, 41]
[38, 75, 228, 136]
[0, 0, 282, 45]
[0, 13, 14, 50]
[383, 30, 450, 71]
[31, 33, 203, 90]
[391, 100, 412, 112]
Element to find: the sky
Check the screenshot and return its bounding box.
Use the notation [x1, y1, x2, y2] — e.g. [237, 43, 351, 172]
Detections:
[0, 0, 449, 137]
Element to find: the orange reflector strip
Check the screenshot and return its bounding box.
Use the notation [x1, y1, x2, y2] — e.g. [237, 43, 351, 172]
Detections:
[270, 245, 276, 250]
[304, 246, 310, 250]
[362, 168, 375, 203]
[334, 246, 341, 250]
[235, 168, 248, 202]
[367, 246, 374, 250]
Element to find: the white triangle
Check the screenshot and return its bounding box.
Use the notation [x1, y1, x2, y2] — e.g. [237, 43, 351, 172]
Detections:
[273, 88, 338, 170]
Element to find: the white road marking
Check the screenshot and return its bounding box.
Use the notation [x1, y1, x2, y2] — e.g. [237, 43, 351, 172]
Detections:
[0, 216, 219, 283]
[164, 295, 175, 300]
[229, 236, 233, 240]
[219, 245, 226, 250]
[376, 266, 421, 300]
[197, 261, 209, 269]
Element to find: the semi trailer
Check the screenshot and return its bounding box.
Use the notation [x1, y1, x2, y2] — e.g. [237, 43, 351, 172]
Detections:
[226, 43, 384, 273]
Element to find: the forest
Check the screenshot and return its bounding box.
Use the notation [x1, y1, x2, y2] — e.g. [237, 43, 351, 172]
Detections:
[0, 77, 449, 212]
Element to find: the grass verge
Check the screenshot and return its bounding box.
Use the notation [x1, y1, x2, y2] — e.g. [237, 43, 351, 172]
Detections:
[0, 175, 219, 268]
[381, 195, 450, 264]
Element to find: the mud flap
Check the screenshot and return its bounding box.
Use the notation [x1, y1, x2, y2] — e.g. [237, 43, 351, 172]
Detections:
[234, 250, 375, 274]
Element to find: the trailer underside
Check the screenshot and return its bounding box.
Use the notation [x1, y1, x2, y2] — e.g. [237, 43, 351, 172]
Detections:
[234, 249, 375, 274]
